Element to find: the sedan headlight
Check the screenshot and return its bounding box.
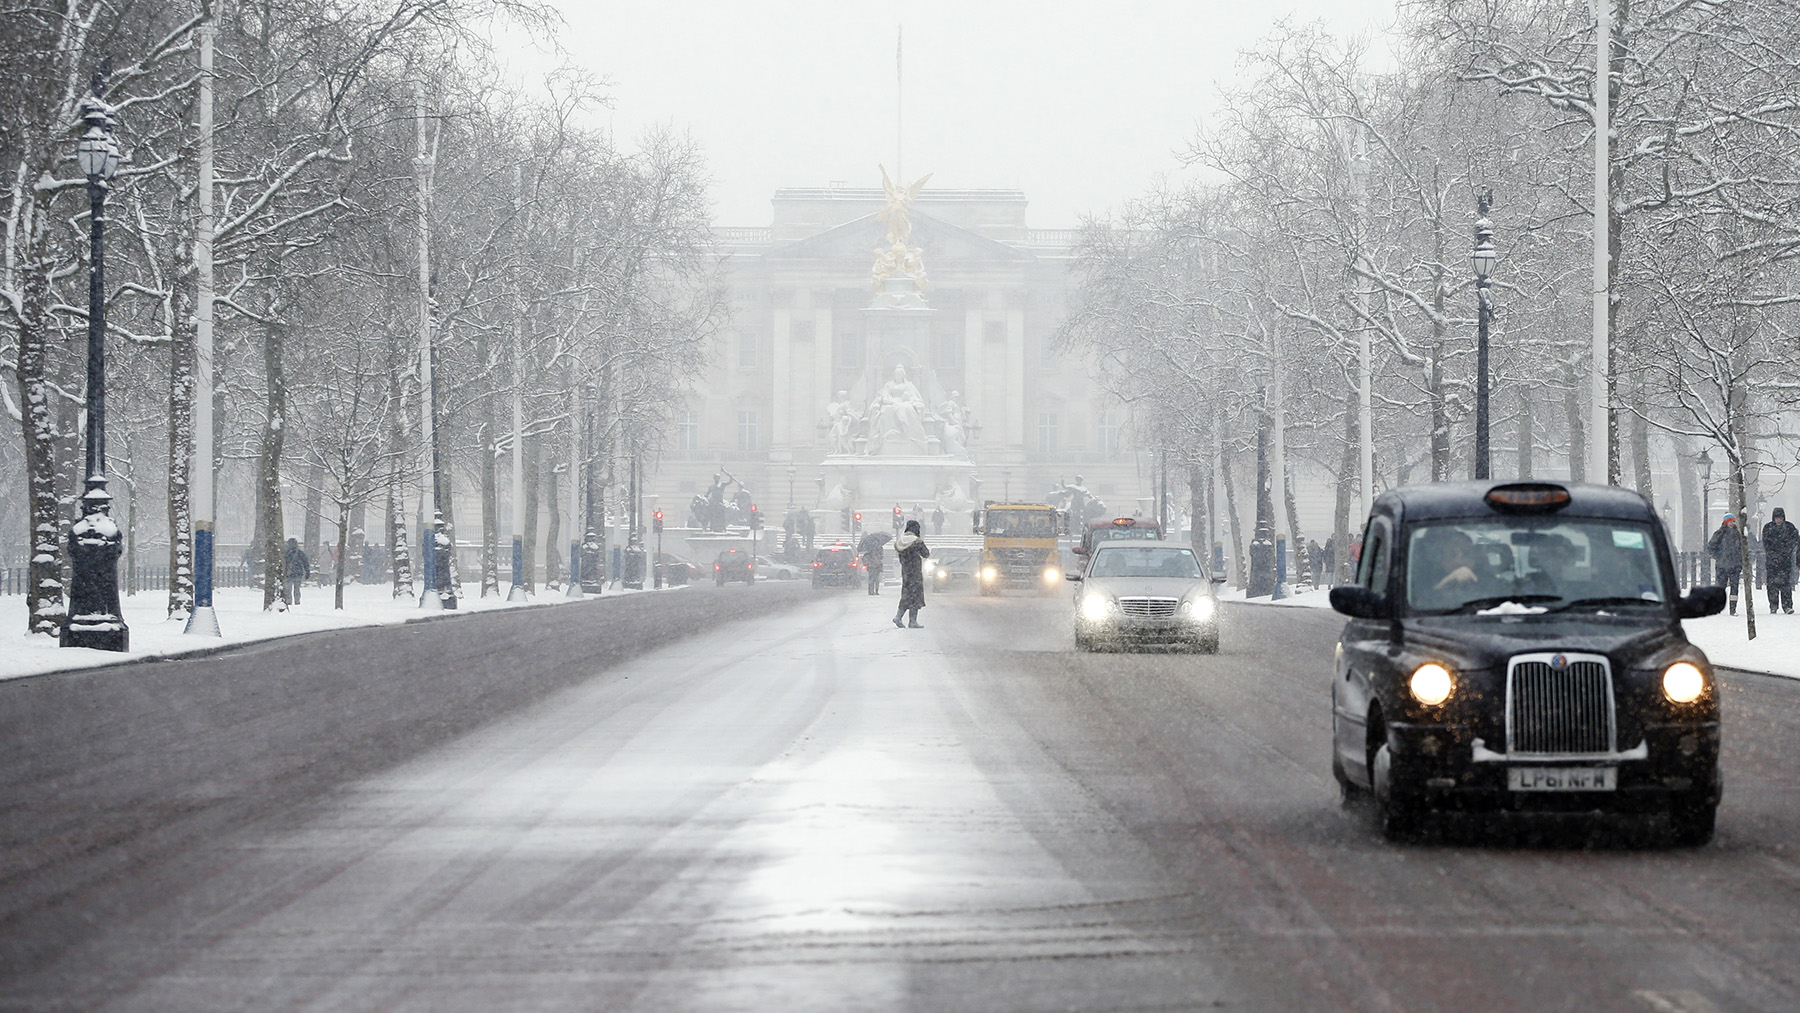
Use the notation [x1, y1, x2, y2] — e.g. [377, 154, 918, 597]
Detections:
[1663, 661, 1706, 703]
[1409, 663, 1454, 706]
[1182, 596, 1217, 621]
[1081, 594, 1112, 622]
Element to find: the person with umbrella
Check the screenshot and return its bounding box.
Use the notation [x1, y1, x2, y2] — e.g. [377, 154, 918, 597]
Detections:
[857, 530, 892, 595]
[893, 519, 930, 628]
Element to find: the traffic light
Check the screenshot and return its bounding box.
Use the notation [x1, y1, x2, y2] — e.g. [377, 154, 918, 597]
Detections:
[749, 505, 762, 529]
[841, 506, 852, 530]
[852, 511, 863, 533]
[893, 506, 902, 531]
[652, 510, 663, 534]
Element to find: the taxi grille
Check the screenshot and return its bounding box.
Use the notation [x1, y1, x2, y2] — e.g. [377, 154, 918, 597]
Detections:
[1506, 654, 1615, 755]
[1117, 596, 1179, 618]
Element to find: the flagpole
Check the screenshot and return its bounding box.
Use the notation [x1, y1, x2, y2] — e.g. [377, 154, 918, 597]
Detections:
[896, 24, 903, 181]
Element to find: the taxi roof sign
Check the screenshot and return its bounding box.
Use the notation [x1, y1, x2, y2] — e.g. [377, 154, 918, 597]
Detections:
[1484, 483, 1572, 512]
[1112, 517, 1137, 527]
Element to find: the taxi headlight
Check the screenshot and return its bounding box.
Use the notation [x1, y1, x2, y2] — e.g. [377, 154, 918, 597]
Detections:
[981, 566, 998, 582]
[1183, 596, 1217, 621]
[1043, 567, 1061, 583]
[1409, 663, 1454, 706]
[1663, 661, 1706, 703]
[1081, 594, 1112, 622]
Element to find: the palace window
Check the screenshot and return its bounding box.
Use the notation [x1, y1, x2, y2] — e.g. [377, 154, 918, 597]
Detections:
[835, 331, 862, 369]
[1097, 411, 1122, 456]
[1038, 412, 1059, 454]
[737, 410, 758, 451]
[678, 410, 699, 451]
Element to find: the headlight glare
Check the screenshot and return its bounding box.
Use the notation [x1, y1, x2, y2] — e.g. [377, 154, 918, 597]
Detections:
[1663, 661, 1706, 703]
[1043, 567, 1061, 583]
[1409, 663, 1454, 706]
[1081, 594, 1111, 622]
[981, 566, 998, 582]
[1183, 596, 1217, 621]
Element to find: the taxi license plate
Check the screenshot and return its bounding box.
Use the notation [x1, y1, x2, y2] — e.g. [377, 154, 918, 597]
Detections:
[1508, 767, 1616, 792]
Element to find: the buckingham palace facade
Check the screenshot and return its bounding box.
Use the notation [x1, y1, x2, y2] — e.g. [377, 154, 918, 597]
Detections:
[648, 185, 1150, 533]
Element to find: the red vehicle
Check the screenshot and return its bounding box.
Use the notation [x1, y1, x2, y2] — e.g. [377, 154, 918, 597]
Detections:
[1073, 516, 1164, 569]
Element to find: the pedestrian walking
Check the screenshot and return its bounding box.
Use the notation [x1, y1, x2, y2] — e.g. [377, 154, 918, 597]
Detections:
[283, 537, 311, 605]
[857, 531, 891, 595]
[1763, 507, 1799, 615]
[1706, 514, 1746, 615]
[893, 519, 930, 629]
[931, 506, 945, 537]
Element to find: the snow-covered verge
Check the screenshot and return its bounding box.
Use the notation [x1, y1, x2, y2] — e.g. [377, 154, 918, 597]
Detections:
[1228, 585, 1800, 682]
[0, 581, 662, 683]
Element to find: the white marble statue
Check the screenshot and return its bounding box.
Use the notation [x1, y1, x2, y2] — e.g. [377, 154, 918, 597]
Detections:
[824, 390, 860, 456]
[938, 392, 968, 457]
[864, 366, 929, 456]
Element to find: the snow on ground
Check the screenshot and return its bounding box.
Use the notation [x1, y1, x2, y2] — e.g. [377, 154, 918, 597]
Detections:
[1230, 583, 1800, 681]
[0, 580, 665, 683]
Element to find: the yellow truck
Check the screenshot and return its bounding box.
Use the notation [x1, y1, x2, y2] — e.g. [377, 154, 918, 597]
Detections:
[975, 502, 1063, 595]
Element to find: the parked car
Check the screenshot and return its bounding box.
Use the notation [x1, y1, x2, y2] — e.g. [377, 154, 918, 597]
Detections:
[1067, 543, 1222, 652]
[654, 553, 697, 585]
[755, 555, 802, 580]
[714, 548, 755, 586]
[811, 544, 861, 589]
[1329, 480, 1727, 843]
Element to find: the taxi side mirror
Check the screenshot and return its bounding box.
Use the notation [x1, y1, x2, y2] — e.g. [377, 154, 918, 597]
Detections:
[1073, 545, 1088, 556]
[1065, 573, 1083, 582]
[1329, 585, 1387, 619]
[1677, 585, 1727, 619]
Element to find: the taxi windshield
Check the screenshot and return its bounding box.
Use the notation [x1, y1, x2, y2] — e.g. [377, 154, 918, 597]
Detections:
[1088, 546, 1203, 579]
[1405, 518, 1668, 615]
[986, 510, 1056, 538]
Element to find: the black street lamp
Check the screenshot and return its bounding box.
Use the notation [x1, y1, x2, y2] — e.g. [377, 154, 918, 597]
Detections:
[1471, 189, 1497, 481]
[63, 79, 128, 652]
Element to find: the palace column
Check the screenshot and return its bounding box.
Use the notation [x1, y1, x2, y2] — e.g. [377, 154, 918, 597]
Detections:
[963, 300, 984, 442]
[812, 298, 833, 457]
[1005, 292, 1026, 449]
[771, 287, 793, 451]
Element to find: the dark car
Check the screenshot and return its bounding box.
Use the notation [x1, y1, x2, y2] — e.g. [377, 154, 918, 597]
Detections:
[811, 544, 861, 589]
[713, 548, 754, 586]
[930, 549, 979, 592]
[1329, 481, 1727, 843]
[654, 552, 696, 585]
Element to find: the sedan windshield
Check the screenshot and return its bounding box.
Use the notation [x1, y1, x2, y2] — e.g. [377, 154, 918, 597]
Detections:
[1089, 546, 1203, 579]
[1405, 518, 1668, 615]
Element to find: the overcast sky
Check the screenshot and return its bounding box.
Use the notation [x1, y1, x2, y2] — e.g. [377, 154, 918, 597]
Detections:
[521, 1, 1403, 228]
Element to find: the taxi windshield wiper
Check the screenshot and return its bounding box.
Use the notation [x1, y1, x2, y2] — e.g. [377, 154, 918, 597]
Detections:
[1448, 594, 1562, 614]
[1546, 595, 1662, 613]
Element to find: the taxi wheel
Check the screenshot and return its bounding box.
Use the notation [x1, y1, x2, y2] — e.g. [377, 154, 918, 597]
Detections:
[1331, 753, 1360, 808]
[1669, 798, 1716, 847]
[1370, 743, 1425, 842]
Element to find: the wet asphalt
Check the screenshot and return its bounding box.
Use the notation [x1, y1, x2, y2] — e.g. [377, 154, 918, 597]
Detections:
[3, 581, 1799, 1012]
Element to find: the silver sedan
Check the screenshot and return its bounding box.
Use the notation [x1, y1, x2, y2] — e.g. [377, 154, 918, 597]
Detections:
[1067, 543, 1223, 653]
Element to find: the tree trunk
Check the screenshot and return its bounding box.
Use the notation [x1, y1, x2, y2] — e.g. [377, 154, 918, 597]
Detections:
[1516, 390, 1534, 480]
[335, 500, 350, 610]
[349, 501, 366, 584]
[1332, 389, 1356, 585]
[522, 433, 540, 592]
[302, 459, 324, 575]
[1220, 447, 1246, 588]
[387, 367, 412, 597]
[259, 319, 288, 611]
[479, 419, 499, 597]
[1629, 372, 1652, 499]
[1282, 460, 1309, 588]
[166, 264, 196, 619]
[544, 449, 562, 589]
[1565, 363, 1586, 482]
[439, 438, 461, 600]
[1429, 343, 1449, 482]
[16, 265, 67, 636]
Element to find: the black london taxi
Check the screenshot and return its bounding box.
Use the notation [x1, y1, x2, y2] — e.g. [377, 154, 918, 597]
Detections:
[1329, 481, 1727, 843]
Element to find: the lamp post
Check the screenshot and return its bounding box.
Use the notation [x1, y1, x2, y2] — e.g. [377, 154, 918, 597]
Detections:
[63, 79, 128, 652]
[787, 465, 796, 511]
[1471, 189, 1497, 481]
[1698, 449, 1714, 536]
[1003, 468, 1012, 502]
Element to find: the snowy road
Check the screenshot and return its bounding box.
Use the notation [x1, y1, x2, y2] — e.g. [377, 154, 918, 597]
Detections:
[5, 586, 1800, 1011]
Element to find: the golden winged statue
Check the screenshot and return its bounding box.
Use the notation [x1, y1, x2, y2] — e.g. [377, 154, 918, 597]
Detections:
[872, 165, 933, 291]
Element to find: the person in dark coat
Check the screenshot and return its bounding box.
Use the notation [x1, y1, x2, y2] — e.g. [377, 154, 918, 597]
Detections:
[1706, 514, 1745, 615]
[283, 537, 311, 605]
[1763, 506, 1799, 615]
[892, 520, 930, 628]
[857, 531, 890, 595]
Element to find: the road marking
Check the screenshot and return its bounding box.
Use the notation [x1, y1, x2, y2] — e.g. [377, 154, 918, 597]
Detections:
[1634, 989, 1723, 1013]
